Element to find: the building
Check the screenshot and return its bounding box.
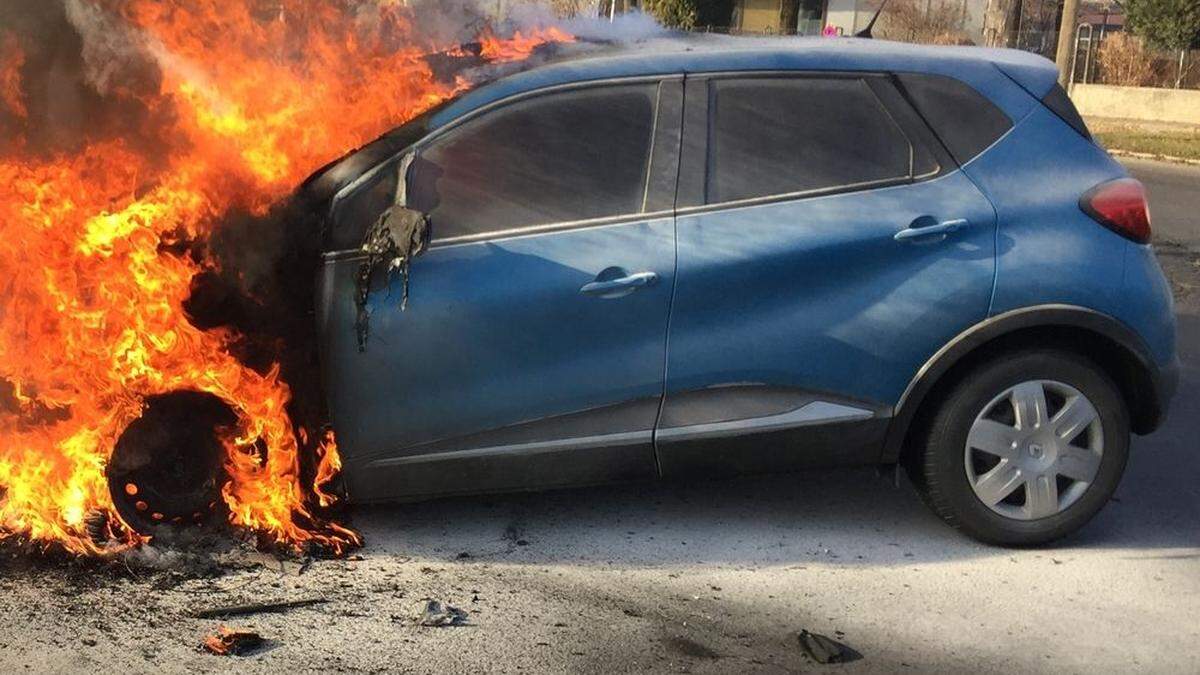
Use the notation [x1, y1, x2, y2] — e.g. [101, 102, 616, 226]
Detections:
[709, 0, 989, 44]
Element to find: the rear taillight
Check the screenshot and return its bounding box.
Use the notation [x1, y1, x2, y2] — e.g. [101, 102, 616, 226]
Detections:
[1080, 178, 1152, 244]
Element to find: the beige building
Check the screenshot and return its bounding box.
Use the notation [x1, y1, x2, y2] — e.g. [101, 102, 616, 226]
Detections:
[726, 0, 988, 41]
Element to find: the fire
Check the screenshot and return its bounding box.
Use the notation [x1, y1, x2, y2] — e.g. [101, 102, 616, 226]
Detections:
[479, 25, 576, 62]
[0, 1, 571, 556]
[0, 33, 24, 121]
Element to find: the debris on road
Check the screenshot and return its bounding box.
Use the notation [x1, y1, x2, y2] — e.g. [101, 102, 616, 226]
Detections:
[202, 627, 267, 656]
[798, 629, 859, 664]
[417, 599, 469, 627]
[193, 597, 328, 619]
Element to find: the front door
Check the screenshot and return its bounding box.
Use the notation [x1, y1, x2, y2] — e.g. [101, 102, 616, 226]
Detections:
[658, 73, 997, 476]
[317, 79, 682, 501]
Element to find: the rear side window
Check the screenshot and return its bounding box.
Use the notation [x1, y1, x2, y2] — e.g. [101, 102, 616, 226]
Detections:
[896, 73, 1012, 166]
[705, 77, 913, 204]
[409, 83, 658, 240]
[1041, 84, 1092, 140]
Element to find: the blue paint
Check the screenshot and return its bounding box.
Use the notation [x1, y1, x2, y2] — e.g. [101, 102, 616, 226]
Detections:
[315, 38, 1177, 491]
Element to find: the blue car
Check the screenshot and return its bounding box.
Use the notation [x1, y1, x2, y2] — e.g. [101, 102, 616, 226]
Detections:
[305, 36, 1178, 545]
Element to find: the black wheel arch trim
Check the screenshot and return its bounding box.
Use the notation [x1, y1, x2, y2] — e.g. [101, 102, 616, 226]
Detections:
[881, 304, 1175, 464]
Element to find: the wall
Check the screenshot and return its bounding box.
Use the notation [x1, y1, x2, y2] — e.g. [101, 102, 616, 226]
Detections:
[738, 0, 785, 32]
[1071, 84, 1200, 125]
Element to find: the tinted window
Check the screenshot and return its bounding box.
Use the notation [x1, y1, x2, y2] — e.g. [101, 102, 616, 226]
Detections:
[329, 163, 399, 250]
[896, 73, 1012, 166]
[410, 83, 658, 240]
[705, 77, 913, 204]
[1041, 84, 1091, 140]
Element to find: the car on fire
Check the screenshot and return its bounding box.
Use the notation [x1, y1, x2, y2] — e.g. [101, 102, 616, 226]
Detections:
[289, 36, 1177, 546]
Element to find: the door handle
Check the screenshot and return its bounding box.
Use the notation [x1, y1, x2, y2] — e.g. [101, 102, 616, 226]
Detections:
[580, 271, 658, 298]
[894, 218, 970, 241]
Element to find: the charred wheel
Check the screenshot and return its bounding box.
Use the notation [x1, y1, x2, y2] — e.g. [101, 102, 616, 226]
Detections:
[107, 391, 235, 533]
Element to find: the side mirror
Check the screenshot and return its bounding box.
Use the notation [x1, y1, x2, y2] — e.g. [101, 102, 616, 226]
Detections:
[354, 152, 431, 351]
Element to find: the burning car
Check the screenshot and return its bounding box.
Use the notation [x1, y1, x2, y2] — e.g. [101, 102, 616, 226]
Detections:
[292, 36, 1177, 546]
[0, 4, 1176, 554]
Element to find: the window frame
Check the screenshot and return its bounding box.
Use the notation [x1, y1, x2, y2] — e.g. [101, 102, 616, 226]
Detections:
[326, 75, 683, 254]
[677, 71, 948, 215]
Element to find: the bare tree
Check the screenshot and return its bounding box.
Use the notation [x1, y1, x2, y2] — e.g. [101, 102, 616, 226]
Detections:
[877, 0, 973, 45]
[548, 0, 599, 18]
[1095, 32, 1158, 86]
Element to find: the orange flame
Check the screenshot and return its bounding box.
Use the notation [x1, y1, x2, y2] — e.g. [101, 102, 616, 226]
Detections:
[479, 26, 576, 62]
[0, 1, 571, 556]
[0, 33, 24, 120]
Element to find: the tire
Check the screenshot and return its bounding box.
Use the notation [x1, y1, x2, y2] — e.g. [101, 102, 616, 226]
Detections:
[108, 391, 233, 533]
[914, 349, 1129, 546]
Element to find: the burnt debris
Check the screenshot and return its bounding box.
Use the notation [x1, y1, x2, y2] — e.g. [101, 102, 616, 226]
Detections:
[797, 629, 861, 664]
[202, 627, 268, 657]
[416, 599, 469, 627]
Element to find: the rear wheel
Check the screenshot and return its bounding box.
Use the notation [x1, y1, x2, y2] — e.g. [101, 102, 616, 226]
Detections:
[914, 350, 1129, 545]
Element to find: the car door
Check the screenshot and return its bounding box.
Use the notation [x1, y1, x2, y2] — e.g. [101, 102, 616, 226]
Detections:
[656, 73, 997, 477]
[317, 78, 683, 501]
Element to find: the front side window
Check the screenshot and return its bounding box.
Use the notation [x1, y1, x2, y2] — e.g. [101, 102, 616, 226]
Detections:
[409, 83, 659, 240]
[705, 77, 913, 204]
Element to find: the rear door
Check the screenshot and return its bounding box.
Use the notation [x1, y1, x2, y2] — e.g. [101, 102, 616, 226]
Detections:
[657, 73, 997, 477]
[318, 78, 683, 501]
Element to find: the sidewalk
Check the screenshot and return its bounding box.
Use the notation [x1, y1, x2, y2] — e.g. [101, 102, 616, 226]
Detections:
[1087, 117, 1200, 164]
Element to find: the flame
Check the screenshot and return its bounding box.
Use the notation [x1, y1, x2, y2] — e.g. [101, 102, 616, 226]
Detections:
[0, 1, 571, 556]
[0, 33, 24, 120]
[313, 430, 343, 510]
[479, 26, 575, 62]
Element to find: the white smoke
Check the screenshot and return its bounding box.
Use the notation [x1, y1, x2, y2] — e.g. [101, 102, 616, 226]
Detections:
[62, 0, 155, 95]
[562, 11, 668, 43]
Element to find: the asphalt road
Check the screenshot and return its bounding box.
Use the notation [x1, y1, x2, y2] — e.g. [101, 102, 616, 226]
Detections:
[1126, 158, 1200, 249]
[1, 159, 1196, 674]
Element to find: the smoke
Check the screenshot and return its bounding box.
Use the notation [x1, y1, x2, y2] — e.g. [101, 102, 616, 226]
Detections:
[0, 0, 168, 156]
[563, 10, 669, 42]
[62, 0, 157, 96]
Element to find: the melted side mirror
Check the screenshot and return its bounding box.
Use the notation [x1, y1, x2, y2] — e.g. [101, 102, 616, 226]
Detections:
[353, 153, 431, 351]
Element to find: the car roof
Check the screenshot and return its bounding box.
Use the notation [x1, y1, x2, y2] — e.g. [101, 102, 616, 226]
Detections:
[430, 35, 1058, 131]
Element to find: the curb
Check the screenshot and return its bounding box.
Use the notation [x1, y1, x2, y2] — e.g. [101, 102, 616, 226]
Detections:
[1106, 148, 1200, 166]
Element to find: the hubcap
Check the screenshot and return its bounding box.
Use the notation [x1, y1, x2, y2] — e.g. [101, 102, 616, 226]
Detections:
[964, 380, 1104, 520]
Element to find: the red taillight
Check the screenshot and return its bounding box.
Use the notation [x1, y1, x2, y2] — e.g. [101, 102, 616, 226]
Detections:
[1080, 178, 1152, 244]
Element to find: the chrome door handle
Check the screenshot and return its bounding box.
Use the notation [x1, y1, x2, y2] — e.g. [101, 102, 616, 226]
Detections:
[894, 218, 969, 241]
[580, 271, 658, 298]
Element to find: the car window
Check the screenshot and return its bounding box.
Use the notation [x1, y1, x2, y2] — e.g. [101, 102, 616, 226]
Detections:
[895, 73, 1013, 166]
[705, 77, 913, 205]
[408, 83, 659, 240]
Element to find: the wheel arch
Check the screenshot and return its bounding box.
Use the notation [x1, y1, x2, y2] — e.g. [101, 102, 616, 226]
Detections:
[883, 304, 1168, 465]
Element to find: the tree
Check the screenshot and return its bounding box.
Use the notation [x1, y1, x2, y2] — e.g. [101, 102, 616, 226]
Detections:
[1124, 0, 1200, 87]
[641, 0, 699, 29]
[1124, 0, 1200, 52]
[1094, 32, 1157, 86]
[876, 0, 973, 45]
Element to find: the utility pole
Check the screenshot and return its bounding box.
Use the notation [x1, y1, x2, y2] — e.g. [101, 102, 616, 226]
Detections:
[1054, 0, 1080, 87]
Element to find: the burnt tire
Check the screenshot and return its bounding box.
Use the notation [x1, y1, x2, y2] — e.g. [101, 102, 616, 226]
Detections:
[913, 350, 1129, 546]
[108, 391, 233, 533]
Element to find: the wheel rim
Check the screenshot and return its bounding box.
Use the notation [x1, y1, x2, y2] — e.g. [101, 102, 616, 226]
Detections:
[964, 379, 1104, 521]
